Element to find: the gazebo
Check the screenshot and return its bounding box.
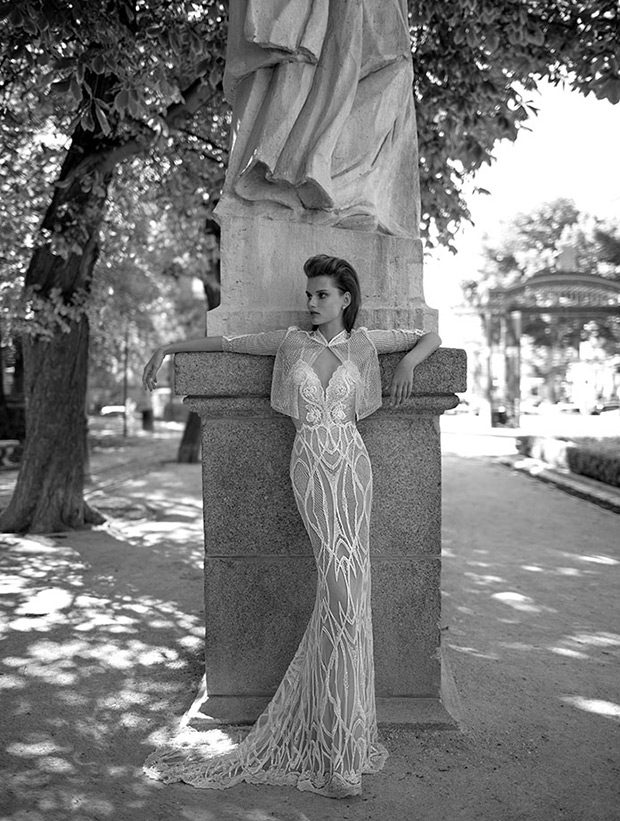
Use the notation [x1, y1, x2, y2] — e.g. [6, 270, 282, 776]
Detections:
[482, 269, 620, 425]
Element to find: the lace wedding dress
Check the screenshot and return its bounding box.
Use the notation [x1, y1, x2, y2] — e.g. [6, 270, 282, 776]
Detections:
[144, 327, 422, 798]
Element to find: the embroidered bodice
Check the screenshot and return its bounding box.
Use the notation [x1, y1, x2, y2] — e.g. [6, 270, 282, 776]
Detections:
[293, 359, 359, 431]
[222, 326, 424, 422]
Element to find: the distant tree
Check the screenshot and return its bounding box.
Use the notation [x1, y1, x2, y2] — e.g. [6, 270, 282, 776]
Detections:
[472, 199, 620, 289]
[474, 198, 584, 290]
[88, 161, 208, 389]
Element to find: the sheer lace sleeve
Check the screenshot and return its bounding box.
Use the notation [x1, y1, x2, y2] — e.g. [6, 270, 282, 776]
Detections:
[363, 328, 424, 354]
[222, 329, 289, 356]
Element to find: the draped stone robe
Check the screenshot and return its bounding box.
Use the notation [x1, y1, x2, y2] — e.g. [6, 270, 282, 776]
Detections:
[220, 0, 420, 237]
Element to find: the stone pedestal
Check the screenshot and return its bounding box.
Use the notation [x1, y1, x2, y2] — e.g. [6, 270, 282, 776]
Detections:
[206, 213, 437, 335]
[176, 346, 466, 726]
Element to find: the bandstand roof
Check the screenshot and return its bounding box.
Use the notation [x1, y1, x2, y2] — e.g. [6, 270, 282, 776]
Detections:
[487, 270, 620, 316]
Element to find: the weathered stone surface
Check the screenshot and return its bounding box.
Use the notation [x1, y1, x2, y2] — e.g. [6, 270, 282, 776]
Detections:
[221, 3, 419, 237]
[361, 414, 442, 559]
[180, 349, 465, 719]
[202, 555, 441, 702]
[204, 557, 316, 695]
[206, 215, 435, 336]
[188, 399, 446, 562]
[371, 558, 441, 696]
[379, 348, 467, 395]
[198, 416, 308, 558]
[175, 346, 465, 397]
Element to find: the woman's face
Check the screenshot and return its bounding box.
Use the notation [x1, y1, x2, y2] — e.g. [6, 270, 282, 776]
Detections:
[305, 276, 350, 328]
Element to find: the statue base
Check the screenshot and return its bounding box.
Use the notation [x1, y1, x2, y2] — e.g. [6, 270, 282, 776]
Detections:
[206, 213, 438, 335]
[175, 346, 466, 727]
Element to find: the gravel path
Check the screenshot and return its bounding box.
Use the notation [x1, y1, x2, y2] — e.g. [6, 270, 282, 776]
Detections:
[0, 436, 618, 820]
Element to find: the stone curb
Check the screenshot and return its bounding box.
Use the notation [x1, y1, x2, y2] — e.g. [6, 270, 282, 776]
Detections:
[496, 453, 620, 514]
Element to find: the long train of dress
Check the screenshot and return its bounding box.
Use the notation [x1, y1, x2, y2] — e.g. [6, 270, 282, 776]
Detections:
[143, 361, 387, 797]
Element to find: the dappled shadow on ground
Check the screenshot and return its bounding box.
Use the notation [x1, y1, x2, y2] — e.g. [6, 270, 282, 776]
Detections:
[436, 453, 620, 819]
[0, 527, 375, 821]
[441, 454, 620, 727]
[2, 452, 619, 820]
[0, 467, 365, 821]
[0, 527, 206, 821]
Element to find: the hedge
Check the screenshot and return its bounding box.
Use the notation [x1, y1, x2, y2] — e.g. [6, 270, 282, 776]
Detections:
[516, 435, 620, 488]
[566, 439, 620, 489]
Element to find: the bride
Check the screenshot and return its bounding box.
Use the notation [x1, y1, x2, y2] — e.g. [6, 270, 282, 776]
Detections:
[141, 254, 441, 798]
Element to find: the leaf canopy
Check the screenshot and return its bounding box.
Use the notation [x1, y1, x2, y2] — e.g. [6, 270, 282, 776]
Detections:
[1, 0, 617, 277]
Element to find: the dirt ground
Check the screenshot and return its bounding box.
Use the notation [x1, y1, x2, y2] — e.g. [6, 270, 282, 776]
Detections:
[1, 440, 619, 821]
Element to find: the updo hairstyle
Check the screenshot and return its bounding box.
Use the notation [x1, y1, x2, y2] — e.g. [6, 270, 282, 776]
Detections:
[303, 254, 361, 333]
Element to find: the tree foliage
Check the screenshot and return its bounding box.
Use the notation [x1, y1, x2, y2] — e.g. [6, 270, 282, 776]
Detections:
[0, 0, 229, 532]
[0, 0, 227, 332]
[2, 0, 618, 272]
[411, 0, 620, 248]
[473, 199, 620, 287]
[463, 199, 620, 363]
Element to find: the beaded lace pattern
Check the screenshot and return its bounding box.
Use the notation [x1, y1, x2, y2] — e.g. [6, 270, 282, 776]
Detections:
[144, 327, 422, 797]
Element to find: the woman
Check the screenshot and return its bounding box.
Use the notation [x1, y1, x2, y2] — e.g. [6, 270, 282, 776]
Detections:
[142, 254, 441, 798]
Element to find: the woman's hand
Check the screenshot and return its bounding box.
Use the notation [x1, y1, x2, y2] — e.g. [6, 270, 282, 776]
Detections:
[388, 331, 441, 406]
[390, 361, 416, 406]
[142, 347, 167, 392]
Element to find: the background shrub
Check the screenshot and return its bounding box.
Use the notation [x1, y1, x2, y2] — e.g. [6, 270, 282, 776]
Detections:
[566, 441, 620, 488]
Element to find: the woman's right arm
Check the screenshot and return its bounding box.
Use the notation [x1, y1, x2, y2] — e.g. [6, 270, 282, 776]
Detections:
[142, 328, 290, 391]
[142, 336, 223, 391]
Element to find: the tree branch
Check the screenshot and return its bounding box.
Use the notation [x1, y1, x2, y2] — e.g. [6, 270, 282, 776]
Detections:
[173, 125, 228, 157]
[61, 77, 218, 184]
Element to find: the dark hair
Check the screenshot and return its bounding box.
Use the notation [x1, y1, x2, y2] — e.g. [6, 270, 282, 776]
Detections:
[303, 254, 361, 333]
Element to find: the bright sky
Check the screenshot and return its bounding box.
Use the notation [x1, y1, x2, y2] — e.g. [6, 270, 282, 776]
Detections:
[423, 80, 620, 345]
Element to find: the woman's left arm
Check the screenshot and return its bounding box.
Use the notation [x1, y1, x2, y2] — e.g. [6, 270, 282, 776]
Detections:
[390, 331, 442, 406]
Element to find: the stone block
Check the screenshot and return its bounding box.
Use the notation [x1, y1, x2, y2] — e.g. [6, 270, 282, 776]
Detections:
[175, 346, 467, 398]
[196, 414, 308, 558]
[379, 347, 467, 395]
[204, 556, 316, 695]
[371, 558, 441, 697]
[362, 413, 442, 558]
[207, 214, 436, 335]
[202, 555, 440, 702]
[178, 347, 466, 723]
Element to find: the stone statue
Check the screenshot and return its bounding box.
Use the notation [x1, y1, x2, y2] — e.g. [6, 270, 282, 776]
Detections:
[218, 0, 420, 237]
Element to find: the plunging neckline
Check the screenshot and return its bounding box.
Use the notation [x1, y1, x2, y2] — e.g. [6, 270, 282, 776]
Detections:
[308, 362, 347, 395]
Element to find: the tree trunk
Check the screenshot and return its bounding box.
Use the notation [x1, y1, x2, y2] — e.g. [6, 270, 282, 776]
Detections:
[0, 123, 111, 533]
[12, 338, 24, 396]
[0, 316, 103, 532]
[141, 409, 155, 432]
[0, 340, 10, 439]
[0, 71, 213, 532]
[177, 411, 201, 463]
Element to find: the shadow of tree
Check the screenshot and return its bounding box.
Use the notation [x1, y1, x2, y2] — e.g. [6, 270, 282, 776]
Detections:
[3, 451, 618, 821]
[0, 467, 331, 821]
[441, 454, 620, 722]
